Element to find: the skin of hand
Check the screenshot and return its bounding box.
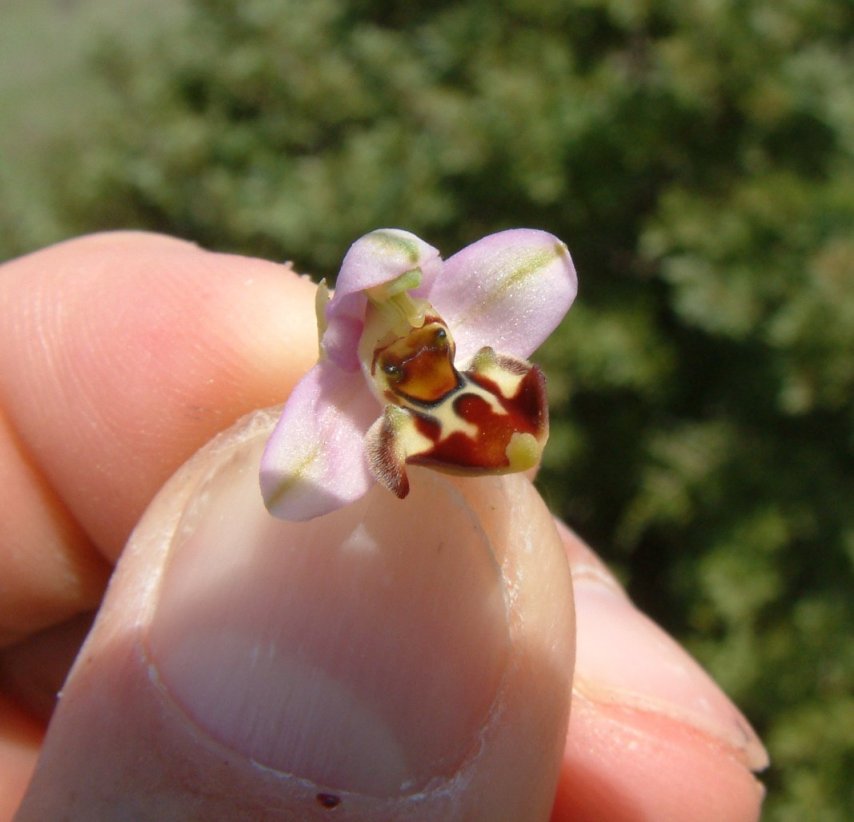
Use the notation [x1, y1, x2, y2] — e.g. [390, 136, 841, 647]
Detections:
[0, 233, 768, 821]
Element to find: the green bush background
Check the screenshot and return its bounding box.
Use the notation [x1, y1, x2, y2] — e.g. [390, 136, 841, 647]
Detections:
[2, 0, 852, 817]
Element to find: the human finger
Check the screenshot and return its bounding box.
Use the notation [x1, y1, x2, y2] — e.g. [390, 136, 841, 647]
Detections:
[16, 411, 575, 820]
[0, 231, 317, 644]
[0, 232, 318, 812]
[552, 523, 768, 822]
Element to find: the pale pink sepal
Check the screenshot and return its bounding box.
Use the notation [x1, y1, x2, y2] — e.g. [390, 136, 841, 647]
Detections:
[428, 229, 578, 364]
[260, 361, 378, 521]
[334, 228, 442, 300]
[322, 229, 442, 371]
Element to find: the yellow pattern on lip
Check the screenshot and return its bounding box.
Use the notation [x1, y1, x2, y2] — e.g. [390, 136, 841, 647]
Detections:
[360, 279, 549, 499]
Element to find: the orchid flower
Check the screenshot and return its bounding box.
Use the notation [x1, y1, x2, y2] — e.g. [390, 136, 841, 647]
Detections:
[260, 228, 578, 521]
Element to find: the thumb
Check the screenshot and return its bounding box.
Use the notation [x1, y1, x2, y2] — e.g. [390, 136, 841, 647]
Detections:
[17, 409, 574, 821]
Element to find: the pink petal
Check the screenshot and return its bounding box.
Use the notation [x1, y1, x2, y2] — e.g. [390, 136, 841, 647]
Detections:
[334, 228, 442, 299]
[260, 361, 379, 520]
[322, 229, 442, 371]
[319, 311, 364, 373]
[427, 229, 578, 364]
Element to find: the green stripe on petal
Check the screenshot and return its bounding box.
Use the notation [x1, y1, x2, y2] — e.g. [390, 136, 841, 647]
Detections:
[365, 229, 423, 264]
[260, 362, 377, 521]
[429, 229, 577, 364]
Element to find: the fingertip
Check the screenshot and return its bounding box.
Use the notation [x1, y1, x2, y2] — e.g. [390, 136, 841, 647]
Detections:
[0, 232, 318, 561]
[553, 695, 765, 822]
[33, 229, 202, 257]
[19, 412, 574, 820]
[0, 232, 321, 667]
[552, 520, 767, 821]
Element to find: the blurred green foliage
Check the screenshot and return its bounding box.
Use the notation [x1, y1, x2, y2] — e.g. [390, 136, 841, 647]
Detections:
[2, 0, 853, 817]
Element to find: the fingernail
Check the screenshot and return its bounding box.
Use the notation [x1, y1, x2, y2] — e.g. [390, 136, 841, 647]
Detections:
[146, 432, 510, 797]
[571, 562, 769, 771]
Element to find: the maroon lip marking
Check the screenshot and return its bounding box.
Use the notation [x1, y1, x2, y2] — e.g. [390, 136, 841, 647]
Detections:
[410, 364, 548, 472]
[366, 309, 549, 497]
